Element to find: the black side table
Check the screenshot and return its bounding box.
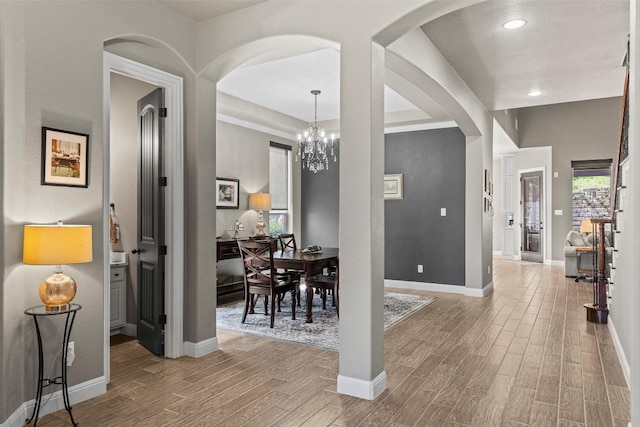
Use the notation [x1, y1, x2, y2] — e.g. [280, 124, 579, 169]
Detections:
[24, 303, 82, 426]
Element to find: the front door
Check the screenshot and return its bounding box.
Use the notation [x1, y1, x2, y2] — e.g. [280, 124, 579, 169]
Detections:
[136, 88, 165, 356]
[521, 171, 543, 263]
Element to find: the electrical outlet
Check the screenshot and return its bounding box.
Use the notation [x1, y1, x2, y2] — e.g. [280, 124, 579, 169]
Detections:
[418, 265, 423, 273]
[67, 341, 76, 367]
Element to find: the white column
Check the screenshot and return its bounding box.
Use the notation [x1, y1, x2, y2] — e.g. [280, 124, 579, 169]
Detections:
[337, 38, 386, 400]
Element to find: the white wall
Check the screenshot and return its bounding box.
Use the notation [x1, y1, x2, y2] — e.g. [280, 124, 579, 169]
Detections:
[215, 120, 298, 239]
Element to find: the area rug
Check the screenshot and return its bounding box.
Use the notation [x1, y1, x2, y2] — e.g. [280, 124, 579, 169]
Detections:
[216, 292, 435, 351]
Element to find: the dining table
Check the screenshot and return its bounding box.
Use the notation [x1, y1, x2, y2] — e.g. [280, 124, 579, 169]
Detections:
[273, 248, 339, 323]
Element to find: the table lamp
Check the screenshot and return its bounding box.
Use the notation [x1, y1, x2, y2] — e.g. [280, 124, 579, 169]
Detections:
[249, 193, 271, 236]
[23, 222, 93, 312]
[580, 218, 593, 234]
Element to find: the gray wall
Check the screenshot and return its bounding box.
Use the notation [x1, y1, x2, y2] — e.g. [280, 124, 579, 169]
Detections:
[385, 128, 466, 285]
[518, 97, 621, 260]
[1, 2, 198, 420]
[301, 141, 340, 248]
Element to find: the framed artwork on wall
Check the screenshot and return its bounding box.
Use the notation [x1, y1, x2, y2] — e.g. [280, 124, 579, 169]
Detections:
[384, 174, 404, 200]
[41, 127, 89, 188]
[216, 177, 240, 209]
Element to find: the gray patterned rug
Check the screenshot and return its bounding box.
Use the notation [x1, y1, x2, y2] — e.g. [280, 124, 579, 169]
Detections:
[216, 292, 435, 351]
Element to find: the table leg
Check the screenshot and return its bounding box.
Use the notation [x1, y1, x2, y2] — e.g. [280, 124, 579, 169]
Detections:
[305, 275, 314, 323]
[61, 311, 78, 426]
[26, 317, 44, 426]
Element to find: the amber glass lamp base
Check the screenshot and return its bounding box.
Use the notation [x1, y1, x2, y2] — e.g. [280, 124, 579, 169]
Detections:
[39, 272, 77, 312]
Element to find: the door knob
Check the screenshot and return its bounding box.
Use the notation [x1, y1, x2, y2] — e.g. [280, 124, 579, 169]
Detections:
[132, 249, 142, 254]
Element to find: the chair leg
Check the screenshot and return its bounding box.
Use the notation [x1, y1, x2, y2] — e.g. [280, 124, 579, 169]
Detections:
[270, 294, 276, 328]
[242, 293, 250, 323]
[321, 289, 327, 309]
[291, 289, 296, 320]
[249, 294, 255, 314]
[264, 295, 268, 315]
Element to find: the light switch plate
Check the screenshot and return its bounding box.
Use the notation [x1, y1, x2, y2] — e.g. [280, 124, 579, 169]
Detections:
[440, 208, 446, 216]
[554, 210, 563, 215]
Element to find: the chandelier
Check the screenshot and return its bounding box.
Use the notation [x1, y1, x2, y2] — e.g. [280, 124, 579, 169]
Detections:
[296, 90, 337, 173]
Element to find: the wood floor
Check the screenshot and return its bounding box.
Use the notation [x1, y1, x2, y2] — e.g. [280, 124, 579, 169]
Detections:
[36, 258, 630, 426]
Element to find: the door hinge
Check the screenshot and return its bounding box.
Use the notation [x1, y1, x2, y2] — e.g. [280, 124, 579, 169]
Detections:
[159, 245, 167, 256]
[160, 177, 167, 186]
[159, 314, 167, 325]
[159, 107, 167, 118]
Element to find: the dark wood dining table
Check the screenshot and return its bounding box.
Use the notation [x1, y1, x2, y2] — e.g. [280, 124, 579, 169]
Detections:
[273, 248, 339, 323]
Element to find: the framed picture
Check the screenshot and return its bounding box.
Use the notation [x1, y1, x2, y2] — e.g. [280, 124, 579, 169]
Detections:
[384, 174, 404, 200]
[216, 177, 240, 209]
[41, 127, 89, 187]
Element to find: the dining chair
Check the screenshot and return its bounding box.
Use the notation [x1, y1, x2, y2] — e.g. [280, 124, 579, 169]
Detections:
[237, 239, 297, 328]
[277, 233, 303, 306]
[312, 264, 339, 316]
[278, 233, 297, 251]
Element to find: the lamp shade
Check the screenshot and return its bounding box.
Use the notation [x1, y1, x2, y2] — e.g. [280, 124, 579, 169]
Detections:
[23, 224, 93, 265]
[249, 193, 271, 211]
[579, 218, 593, 234]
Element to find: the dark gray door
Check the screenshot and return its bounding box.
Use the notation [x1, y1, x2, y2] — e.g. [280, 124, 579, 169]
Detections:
[521, 171, 543, 263]
[136, 88, 165, 356]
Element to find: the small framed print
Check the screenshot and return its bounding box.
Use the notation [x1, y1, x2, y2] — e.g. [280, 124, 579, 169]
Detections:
[384, 174, 404, 200]
[42, 127, 89, 187]
[216, 177, 240, 209]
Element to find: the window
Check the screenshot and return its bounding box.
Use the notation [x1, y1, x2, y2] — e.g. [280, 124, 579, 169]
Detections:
[269, 142, 292, 236]
[571, 159, 613, 229]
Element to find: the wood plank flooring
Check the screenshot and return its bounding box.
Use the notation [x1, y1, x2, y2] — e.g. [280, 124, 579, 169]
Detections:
[35, 258, 630, 426]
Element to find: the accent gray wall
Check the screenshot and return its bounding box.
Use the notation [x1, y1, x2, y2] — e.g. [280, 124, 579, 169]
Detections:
[301, 141, 340, 248]
[385, 128, 466, 285]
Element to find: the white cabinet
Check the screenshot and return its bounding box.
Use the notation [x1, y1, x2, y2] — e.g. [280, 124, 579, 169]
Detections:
[110, 264, 127, 330]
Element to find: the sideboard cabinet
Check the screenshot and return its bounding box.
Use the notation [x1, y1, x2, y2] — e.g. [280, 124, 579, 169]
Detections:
[216, 239, 245, 304]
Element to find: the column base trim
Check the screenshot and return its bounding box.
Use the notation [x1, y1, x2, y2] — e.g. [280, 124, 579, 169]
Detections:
[337, 371, 387, 400]
[183, 337, 218, 358]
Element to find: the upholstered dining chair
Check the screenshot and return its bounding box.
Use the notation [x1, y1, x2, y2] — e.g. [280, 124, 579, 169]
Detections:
[237, 239, 297, 328]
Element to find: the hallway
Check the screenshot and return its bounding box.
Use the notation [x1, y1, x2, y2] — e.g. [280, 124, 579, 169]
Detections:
[37, 257, 630, 426]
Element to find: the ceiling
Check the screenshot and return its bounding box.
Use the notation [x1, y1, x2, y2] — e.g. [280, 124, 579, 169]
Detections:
[159, 0, 629, 153]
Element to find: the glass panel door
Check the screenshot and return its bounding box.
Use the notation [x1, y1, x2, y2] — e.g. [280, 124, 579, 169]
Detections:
[521, 171, 543, 263]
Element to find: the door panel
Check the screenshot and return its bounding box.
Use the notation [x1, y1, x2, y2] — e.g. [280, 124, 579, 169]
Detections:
[136, 88, 165, 356]
[521, 171, 543, 263]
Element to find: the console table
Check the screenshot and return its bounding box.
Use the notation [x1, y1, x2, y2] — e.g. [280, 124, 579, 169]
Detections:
[216, 239, 245, 303]
[24, 303, 81, 426]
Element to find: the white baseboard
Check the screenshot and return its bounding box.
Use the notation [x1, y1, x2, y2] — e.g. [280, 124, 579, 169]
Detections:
[183, 337, 218, 358]
[1, 376, 106, 427]
[493, 250, 503, 256]
[385, 279, 493, 297]
[608, 318, 631, 388]
[121, 323, 137, 337]
[337, 371, 387, 400]
[546, 259, 563, 267]
[466, 281, 493, 297]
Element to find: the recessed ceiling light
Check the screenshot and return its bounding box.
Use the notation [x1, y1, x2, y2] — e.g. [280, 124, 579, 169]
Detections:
[502, 19, 527, 30]
[528, 89, 542, 97]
